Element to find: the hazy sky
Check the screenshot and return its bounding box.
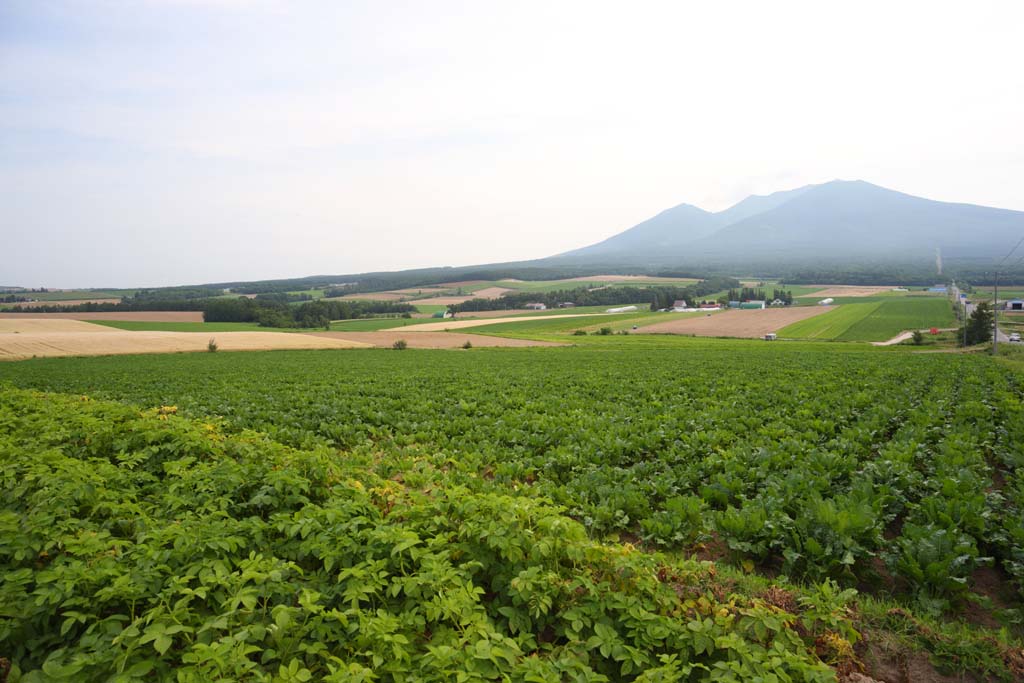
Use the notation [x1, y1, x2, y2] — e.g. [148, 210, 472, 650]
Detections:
[3, 1, 1023, 287]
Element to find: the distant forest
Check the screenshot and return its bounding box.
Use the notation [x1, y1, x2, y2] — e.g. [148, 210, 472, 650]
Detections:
[453, 277, 741, 313]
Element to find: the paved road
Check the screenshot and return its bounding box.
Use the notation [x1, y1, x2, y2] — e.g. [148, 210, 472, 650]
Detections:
[951, 282, 1012, 344]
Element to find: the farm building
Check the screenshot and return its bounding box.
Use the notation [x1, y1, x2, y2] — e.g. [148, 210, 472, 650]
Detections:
[557, 302, 576, 308]
[698, 303, 721, 311]
[606, 305, 638, 313]
[740, 301, 766, 310]
[672, 300, 688, 309]
[770, 298, 786, 306]
[1006, 299, 1024, 311]
[524, 303, 547, 310]
[728, 301, 741, 308]
[818, 298, 834, 306]
[928, 285, 947, 293]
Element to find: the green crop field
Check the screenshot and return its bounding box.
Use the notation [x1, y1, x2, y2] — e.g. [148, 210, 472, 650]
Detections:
[458, 310, 664, 337]
[777, 303, 880, 339]
[837, 298, 956, 341]
[780, 298, 956, 342]
[2, 342, 1023, 680]
[329, 317, 426, 331]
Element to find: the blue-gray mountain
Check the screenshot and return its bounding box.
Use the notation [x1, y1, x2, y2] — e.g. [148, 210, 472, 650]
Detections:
[549, 180, 1024, 267]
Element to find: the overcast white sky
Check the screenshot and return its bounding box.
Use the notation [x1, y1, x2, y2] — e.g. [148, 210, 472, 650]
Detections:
[2, 1, 1023, 287]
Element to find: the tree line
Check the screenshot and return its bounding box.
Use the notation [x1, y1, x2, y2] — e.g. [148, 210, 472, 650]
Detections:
[453, 277, 741, 313]
[203, 298, 415, 328]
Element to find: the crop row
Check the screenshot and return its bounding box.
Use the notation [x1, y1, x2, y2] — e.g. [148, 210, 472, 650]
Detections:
[3, 345, 1022, 615]
[0, 387, 848, 681]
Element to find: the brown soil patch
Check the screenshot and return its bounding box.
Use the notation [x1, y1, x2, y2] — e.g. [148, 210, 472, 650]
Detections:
[468, 287, 513, 299]
[809, 286, 899, 298]
[859, 638, 981, 683]
[398, 313, 603, 332]
[0, 311, 204, 322]
[405, 296, 478, 306]
[636, 307, 834, 338]
[2, 298, 122, 308]
[308, 331, 563, 349]
[962, 566, 1017, 629]
[0, 330, 368, 360]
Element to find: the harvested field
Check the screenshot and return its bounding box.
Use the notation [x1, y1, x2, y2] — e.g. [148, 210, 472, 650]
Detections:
[807, 285, 898, 297]
[405, 296, 477, 306]
[0, 324, 369, 361]
[0, 311, 204, 322]
[635, 307, 835, 338]
[0, 319, 119, 334]
[467, 287, 513, 298]
[307, 331, 562, 349]
[453, 309, 536, 319]
[399, 313, 602, 332]
[3, 298, 122, 308]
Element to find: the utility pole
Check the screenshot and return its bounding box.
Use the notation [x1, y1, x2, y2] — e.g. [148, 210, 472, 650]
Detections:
[993, 271, 999, 354]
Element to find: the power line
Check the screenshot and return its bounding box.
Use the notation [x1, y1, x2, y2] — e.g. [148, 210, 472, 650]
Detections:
[997, 234, 1024, 266]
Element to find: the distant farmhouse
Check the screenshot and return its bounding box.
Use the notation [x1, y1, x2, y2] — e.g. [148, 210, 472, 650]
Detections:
[524, 303, 547, 310]
[1006, 299, 1024, 311]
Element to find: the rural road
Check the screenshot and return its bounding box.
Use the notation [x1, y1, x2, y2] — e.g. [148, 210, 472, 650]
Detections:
[950, 282, 1009, 344]
[872, 328, 957, 346]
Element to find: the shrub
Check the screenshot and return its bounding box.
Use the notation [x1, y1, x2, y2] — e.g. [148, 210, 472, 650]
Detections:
[911, 330, 924, 345]
[392, 339, 408, 350]
[207, 338, 218, 352]
[572, 330, 587, 336]
[598, 327, 613, 336]
[462, 340, 473, 349]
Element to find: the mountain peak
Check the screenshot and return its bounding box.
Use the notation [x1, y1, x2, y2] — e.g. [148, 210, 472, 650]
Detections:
[548, 180, 1024, 267]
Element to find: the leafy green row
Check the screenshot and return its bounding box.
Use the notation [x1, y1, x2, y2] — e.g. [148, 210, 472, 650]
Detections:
[1, 387, 848, 681]
[3, 344, 1022, 614]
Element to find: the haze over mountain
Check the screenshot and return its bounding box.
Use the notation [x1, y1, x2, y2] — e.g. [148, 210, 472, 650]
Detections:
[549, 180, 1024, 268]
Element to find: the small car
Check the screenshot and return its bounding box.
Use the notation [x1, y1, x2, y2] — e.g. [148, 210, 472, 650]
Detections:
[1009, 332, 1021, 342]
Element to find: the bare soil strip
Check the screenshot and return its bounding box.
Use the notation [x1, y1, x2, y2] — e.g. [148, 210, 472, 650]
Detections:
[807, 285, 898, 297]
[466, 286, 514, 298]
[397, 313, 604, 332]
[405, 296, 479, 306]
[0, 311, 205, 322]
[636, 307, 834, 338]
[0, 329, 369, 361]
[307, 331, 562, 349]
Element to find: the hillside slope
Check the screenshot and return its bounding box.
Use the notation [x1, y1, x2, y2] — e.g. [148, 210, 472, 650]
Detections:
[551, 180, 1024, 267]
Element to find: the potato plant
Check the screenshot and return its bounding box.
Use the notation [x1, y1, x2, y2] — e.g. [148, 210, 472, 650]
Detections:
[3, 343, 1023, 616]
[0, 387, 842, 680]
